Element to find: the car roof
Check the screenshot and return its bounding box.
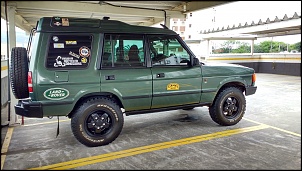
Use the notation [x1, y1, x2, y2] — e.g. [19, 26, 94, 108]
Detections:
[36, 17, 178, 35]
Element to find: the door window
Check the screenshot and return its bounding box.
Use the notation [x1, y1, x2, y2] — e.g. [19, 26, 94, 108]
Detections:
[148, 35, 190, 66]
[101, 34, 145, 68]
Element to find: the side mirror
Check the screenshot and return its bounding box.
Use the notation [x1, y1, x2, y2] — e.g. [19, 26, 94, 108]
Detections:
[192, 57, 200, 66]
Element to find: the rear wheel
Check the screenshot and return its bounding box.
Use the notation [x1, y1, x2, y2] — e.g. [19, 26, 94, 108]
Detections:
[209, 87, 246, 126]
[71, 97, 124, 147]
[10, 47, 29, 99]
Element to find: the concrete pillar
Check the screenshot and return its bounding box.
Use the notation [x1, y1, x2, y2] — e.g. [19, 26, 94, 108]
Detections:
[165, 16, 171, 29]
[206, 39, 210, 60]
[251, 40, 254, 56]
[7, 6, 20, 126]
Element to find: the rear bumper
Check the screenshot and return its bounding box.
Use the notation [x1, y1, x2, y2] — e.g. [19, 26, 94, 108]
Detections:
[15, 99, 43, 118]
[245, 85, 257, 96]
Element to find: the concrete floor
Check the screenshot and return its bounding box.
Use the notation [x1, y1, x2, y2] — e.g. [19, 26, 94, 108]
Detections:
[1, 73, 301, 170]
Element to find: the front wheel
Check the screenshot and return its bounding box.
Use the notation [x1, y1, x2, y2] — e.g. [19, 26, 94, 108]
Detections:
[209, 87, 246, 126]
[71, 97, 124, 147]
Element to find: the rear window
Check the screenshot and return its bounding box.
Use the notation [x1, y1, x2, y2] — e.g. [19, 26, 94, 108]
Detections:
[46, 34, 92, 69]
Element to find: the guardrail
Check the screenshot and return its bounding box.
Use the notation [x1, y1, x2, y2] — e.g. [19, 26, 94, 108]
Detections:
[203, 53, 301, 76]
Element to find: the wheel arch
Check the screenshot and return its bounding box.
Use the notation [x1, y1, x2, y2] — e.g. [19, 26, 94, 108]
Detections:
[68, 92, 124, 118]
[212, 81, 246, 106]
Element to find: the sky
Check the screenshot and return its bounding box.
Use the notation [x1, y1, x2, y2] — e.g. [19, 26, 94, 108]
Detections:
[1, 1, 301, 45]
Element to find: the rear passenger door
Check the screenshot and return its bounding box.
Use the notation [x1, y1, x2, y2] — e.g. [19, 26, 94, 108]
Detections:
[100, 34, 152, 111]
[147, 35, 202, 109]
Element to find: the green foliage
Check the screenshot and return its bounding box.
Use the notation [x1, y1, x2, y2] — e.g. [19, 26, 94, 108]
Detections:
[289, 42, 301, 52]
[216, 40, 301, 53]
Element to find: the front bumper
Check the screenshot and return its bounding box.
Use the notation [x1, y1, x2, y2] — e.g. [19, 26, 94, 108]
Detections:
[245, 85, 257, 96]
[15, 99, 43, 118]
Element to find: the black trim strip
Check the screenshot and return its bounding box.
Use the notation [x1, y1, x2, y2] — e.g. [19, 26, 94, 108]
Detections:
[123, 95, 151, 100]
[201, 89, 216, 93]
[153, 90, 201, 97]
[125, 102, 211, 116]
[43, 100, 74, 106]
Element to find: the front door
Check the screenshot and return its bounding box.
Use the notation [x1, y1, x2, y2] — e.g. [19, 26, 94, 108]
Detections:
[148, 35, 202, 108]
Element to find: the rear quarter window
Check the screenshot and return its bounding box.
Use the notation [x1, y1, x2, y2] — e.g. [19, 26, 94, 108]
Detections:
[46, 34, 92, 69]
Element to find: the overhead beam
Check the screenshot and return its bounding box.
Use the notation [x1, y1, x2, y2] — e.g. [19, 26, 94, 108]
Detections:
[185, 1, 233, 13]
[1, 5, 32, 32]
[7, 1, 179, 18]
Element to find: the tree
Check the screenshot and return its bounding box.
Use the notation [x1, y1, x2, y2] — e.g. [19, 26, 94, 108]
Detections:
[231, 42, 250, 53]
[289, 42, 301, 52]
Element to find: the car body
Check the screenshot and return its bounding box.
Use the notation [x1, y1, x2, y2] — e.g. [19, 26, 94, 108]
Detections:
[10, 16, 257, 147]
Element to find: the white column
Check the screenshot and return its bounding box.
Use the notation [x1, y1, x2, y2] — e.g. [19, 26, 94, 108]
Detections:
[206, 39, 210, 60]
[165, 16, 171, 29]
[8, 6, 20, 125]
[251, 40, 254, 56]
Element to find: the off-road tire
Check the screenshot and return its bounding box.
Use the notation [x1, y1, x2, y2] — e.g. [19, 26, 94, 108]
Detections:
[209, 87, 246, 126]
[71, 97, 124, 147]
[10, 47, 29, 99]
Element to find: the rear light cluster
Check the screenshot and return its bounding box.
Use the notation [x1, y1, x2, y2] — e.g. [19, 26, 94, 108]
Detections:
[28, 71, 33, 92]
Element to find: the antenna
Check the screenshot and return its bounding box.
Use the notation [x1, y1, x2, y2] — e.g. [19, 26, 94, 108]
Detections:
[160, 24, 169, 29]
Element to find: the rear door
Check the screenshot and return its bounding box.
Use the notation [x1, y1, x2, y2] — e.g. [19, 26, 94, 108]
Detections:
[100, 34, 152, 111]
[147, 35, 202, 108]
[36, 33, 100, 115]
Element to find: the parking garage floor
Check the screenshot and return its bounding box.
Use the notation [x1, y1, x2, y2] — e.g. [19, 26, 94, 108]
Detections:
[1, 73, 301, 170]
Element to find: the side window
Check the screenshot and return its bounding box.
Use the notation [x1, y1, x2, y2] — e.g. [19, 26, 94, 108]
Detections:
[148, 35, 190, 66]
[46, 34, 92, 69]
[102, 34, 145, 68]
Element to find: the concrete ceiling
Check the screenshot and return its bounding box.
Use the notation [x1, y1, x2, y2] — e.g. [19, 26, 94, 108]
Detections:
[1, 1, 232, 33]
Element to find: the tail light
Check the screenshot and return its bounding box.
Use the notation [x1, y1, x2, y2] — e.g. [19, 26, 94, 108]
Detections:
[28, 71, 33, 92]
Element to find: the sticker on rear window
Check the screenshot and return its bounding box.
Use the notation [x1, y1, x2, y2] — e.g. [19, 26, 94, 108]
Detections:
[54, 43, 64, 48]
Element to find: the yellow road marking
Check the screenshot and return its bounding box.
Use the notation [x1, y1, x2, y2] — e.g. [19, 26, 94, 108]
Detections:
[28, 124, 269, 170]
[1, 127, 14, 170]
[1, 66, 8, 71]
[243, 118, 301, 137]
[23, 119, 70, 127]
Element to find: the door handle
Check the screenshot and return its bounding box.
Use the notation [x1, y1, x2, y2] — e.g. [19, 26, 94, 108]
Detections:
[156, 73, 165, 78]
[105, 75, 115, 80]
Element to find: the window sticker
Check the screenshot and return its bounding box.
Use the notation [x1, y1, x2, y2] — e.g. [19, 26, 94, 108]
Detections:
[54, 43, 64, 48]
[81, 57, 87, 63]
[53, 36, 59, 42]
[69, 51, 80, 59]
[53, 21, 62, 26]
[79, 46, 91, 57]
[65, 41, 77, 45]
[167, 83, 180, 90]
[54, 56, 83, 67]
[62, 18, 69, 26]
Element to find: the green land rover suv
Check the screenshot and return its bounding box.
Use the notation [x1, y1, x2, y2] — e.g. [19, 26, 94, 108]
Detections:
[10, 16, 257, 147]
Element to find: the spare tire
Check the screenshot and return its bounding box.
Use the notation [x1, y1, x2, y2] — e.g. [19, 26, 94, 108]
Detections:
[10, 47, 29, 99]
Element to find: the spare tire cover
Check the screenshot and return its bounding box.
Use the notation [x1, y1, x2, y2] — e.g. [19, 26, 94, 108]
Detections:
[10, 47, 29, 99]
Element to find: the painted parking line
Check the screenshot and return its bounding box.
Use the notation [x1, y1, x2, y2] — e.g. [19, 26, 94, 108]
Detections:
[28, 124, 269, 170]
[243, 118, 301, 137]
[23, 119, 70, 127]
[1, 127, 14, 170]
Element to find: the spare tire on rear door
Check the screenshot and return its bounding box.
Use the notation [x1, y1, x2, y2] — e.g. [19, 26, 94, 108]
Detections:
[10, 47, 29, 99]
